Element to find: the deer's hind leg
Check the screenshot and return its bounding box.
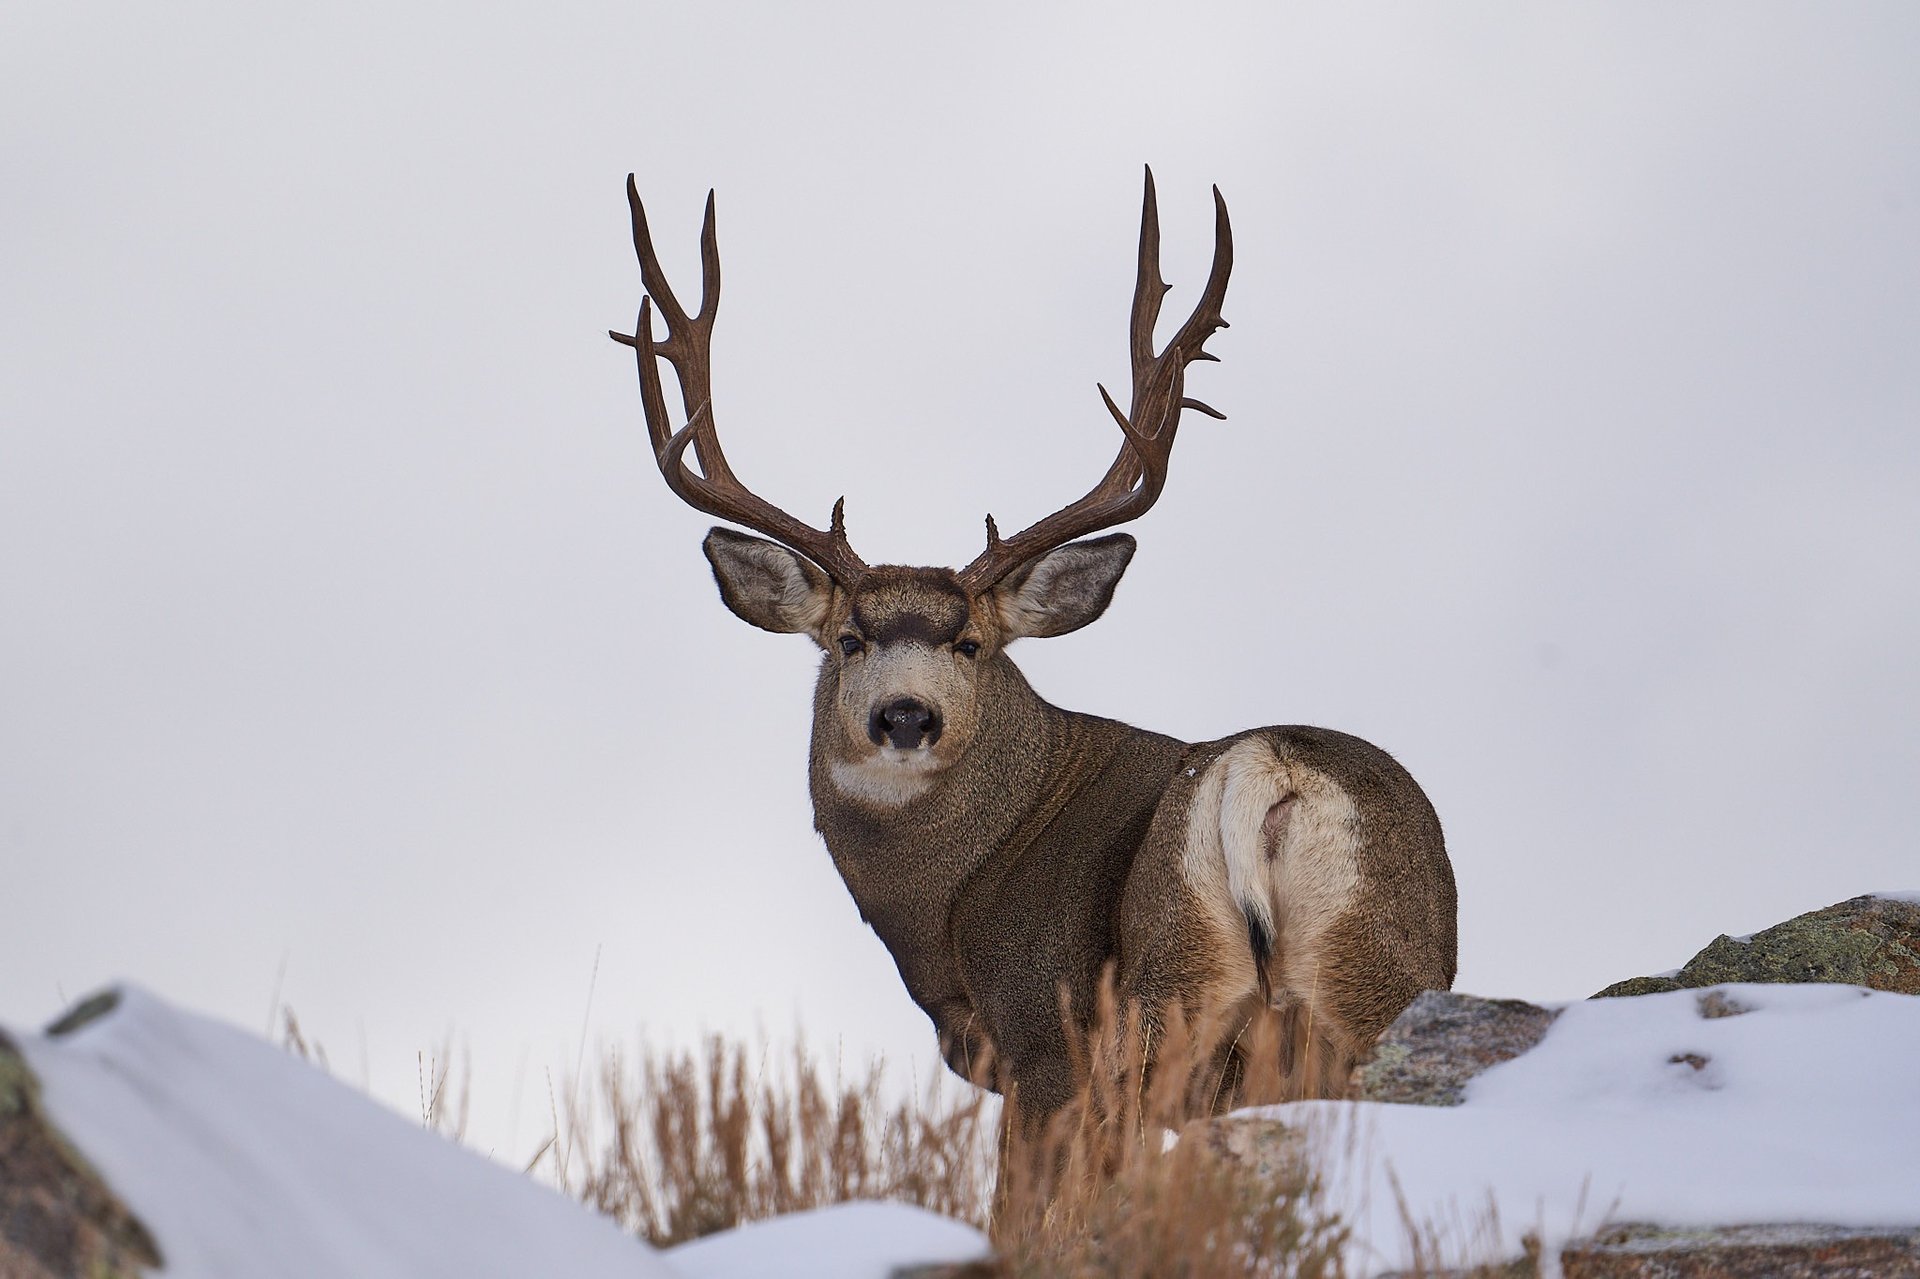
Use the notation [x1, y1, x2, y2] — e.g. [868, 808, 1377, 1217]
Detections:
[1113, 751, 1265, 1114]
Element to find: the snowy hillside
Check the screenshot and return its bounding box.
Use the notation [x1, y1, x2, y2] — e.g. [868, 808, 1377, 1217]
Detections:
[1268, 981, 1920, 1274]
[3, 987, 988, 1279]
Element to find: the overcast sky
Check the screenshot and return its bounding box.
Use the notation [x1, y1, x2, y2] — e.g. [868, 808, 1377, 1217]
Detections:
[4, 3, 1916, 1159]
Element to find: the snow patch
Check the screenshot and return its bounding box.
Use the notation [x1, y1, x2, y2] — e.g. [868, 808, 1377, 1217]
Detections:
[12, 986, 675, 1279]
[1247, 984, 1920, 1277]
[669, 1201, 990, 1279]
[9, 987, 989, 1279]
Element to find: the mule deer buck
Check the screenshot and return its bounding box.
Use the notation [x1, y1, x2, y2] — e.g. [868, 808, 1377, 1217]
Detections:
[612, 170, 1457, 1125]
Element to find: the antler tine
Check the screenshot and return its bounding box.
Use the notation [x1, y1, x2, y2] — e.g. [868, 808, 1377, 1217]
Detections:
[611, 178, 867, 584]
[1131, 167, 1169, 375]
[959, 168, 1232, 593]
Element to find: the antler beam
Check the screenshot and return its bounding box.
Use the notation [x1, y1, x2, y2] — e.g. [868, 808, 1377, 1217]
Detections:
[611, 176, 868, 585]
[958, 168, 1231, 592]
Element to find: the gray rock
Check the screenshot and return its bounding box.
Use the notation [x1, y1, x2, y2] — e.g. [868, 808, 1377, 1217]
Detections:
[1195, 1116, 1315, 1189]
[1350, 991, 1559, 1106]
[1, 1027, 162, 1278]
[1589, 975, 1682, 999]
[1694, 989, 1753, 1019]
[1560, 1222, 1920, 1278]
[45, 989, 121, 1037]
[1595, 894, 1920, 999]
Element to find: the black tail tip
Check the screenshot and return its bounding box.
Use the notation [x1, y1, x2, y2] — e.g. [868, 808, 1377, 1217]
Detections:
[1245, 911, 1273, 1003]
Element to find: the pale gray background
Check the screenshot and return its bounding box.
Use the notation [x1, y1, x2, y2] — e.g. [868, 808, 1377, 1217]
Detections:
[4, 3, 1916, 1158]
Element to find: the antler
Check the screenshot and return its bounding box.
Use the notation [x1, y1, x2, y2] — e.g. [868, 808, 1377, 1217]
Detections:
[610, 176, 868, 585]
[957, 167, 1231, 593]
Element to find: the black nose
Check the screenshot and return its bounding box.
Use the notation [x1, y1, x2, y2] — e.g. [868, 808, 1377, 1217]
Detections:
[869, 697, 942, 750]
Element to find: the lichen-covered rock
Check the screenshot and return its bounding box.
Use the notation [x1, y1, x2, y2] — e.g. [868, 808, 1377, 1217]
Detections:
[1560, 1223, 1920, 1278]
[1349, 991, 1559, 1106]
[0, 1021, 162, 1278]
[1595, 893, 1920, 999]
[1589, 975, 1682, 999]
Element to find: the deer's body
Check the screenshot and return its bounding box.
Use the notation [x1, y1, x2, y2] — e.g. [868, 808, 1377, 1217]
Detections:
[615, 172, 1458, 1124]
[806, 604, 1454, 1119]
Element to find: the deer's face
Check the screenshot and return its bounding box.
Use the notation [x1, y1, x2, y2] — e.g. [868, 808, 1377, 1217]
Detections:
[817, 568, 989, 802]
[701, 528, 1137, 807]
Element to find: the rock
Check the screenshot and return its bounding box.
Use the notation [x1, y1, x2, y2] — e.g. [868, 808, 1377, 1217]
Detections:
[43, 990, 121, 1037]
[1589, 975, 1681, 999]
[1195, 1116, 1315, 1189]
[0, 1024, 162, 1279]
[1375, 1220, 1920, 1278]
[1560, 1223, 1920, 1278]
[1595, 894, 1920, 999]
[1350, 991, 1560, 1106]
[1693, 989, 1753, 1019]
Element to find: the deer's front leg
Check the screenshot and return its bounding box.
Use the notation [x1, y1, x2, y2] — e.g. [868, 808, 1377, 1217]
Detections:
[929, 997, 1001, 1093]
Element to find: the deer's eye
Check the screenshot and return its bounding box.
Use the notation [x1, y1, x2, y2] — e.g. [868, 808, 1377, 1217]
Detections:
[838, 635, 864, 657]
[955, 640, 980, 658]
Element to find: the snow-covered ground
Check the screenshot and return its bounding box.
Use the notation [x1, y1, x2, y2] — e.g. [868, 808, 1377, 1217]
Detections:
[9, 987, 989, 1279]
[1264, 982, 1920, 1276]
[668, 1201, 992, 1279]
[10, 979, 1918, 1277]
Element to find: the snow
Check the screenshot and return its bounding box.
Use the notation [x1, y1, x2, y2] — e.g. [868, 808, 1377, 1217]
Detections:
[1256, 983, 1920, 1277]
[669, 1201, 990, 1279]
[8, 987, 986, 1279]
[13, 979, 1919, 1278]
[14, 986, 673, 1279]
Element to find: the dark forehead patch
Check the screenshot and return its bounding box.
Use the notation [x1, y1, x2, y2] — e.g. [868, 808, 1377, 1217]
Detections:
[851, 568, 971, 646]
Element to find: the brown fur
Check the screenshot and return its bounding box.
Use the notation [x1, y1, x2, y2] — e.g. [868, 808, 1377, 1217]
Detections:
[768, 565, 1459, 1127]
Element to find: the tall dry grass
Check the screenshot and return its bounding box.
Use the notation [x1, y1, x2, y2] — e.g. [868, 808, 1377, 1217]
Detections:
[989, 978, 1350, 1278]
[280, 987, 1516, 1274]
[538, 1036, 996, 1247]
[536, 974, 1357, 1276]
[278, 1007, 474, 1143]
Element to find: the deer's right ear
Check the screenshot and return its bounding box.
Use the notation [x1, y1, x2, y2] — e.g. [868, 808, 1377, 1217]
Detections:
[702, 528, 834, 637]
[991, 533, 1137, 640]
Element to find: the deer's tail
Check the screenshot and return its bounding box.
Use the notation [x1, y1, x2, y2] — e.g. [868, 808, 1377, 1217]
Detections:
[1218, 739, 1290, 1002]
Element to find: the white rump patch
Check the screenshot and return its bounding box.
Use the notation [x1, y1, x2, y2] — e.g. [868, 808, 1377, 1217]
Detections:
[1185, 737, 1363, 997]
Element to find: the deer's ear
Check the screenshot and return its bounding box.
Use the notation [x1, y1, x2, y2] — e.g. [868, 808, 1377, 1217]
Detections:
[992, 533, 1136, 640]
[702, 528, 833, 637]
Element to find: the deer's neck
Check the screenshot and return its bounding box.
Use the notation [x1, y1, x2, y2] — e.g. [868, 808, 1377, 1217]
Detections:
[807, 656, 1178, 938]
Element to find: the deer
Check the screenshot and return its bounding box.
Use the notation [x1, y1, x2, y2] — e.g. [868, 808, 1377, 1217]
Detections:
[611, 169, 1458, 1127]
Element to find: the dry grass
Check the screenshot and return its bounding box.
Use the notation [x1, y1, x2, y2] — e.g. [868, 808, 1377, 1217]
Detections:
[279, 987, 1515, 1275]
[538, 975, 1355, 1276]
[989, 979, 1350, 1278]
[279, 1005, 473, 1143]
[538, 1035, 996, 1247]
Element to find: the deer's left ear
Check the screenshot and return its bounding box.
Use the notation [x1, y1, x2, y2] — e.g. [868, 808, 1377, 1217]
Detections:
[703, 527, 834, 637]
[992, 533, 1136, 640]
